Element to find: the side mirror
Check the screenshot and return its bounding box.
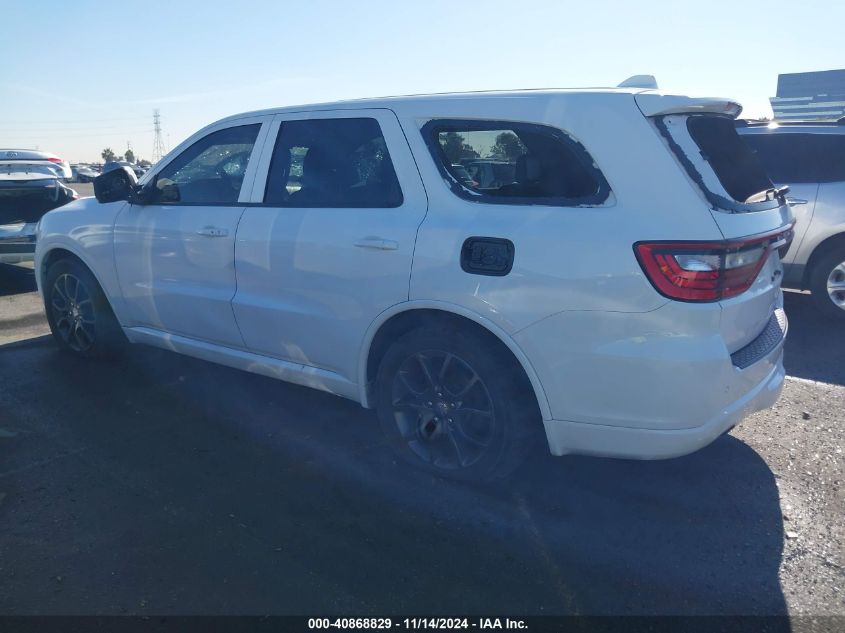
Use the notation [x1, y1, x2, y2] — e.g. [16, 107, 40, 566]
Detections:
[93, 166, 138, 203]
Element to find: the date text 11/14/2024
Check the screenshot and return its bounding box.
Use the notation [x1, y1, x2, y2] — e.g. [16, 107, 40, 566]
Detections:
[307, 618, 528, 630]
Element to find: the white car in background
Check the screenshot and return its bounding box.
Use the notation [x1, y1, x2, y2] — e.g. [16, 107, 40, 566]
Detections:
[35, 83, 793, 480]
[1, 149, 72, 180]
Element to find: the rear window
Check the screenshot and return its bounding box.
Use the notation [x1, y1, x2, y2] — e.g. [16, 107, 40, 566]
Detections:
[422, 120, 609, 206]
[685, 116, 774, 204]
[741, 133, 845, 184]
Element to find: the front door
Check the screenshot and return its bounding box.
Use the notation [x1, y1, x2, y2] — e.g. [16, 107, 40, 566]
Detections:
[114, 120, 269, 347]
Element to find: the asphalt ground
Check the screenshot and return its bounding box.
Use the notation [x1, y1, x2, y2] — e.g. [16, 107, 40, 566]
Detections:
[0, 259, 842, 618]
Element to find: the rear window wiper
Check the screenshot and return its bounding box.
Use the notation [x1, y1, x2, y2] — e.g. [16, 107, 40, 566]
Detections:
[745, 186, 789, 204]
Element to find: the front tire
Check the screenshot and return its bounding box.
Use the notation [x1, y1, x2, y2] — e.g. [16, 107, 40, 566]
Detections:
[375, 326, 540, 481]
[44, 258, 126, 358]
[809, 248, 845, 321]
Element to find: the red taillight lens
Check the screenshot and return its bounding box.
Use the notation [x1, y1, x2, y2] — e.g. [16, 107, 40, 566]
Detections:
[635, 226, 794, 302]
[47, 157, 63, 164]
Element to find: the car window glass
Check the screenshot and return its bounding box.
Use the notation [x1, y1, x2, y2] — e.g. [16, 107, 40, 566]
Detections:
[423, 120, 608, 205]
[153, 124, 261, 205]
[686, 116, 773, 203]
[264, 117, 403, 208]
[741, 133, 845, 184]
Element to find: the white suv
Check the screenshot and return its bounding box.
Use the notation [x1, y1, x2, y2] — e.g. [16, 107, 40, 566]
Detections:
[35, 88, 793, 480]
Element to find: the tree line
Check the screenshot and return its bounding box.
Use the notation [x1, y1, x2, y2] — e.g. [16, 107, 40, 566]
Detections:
[100, 147, 151, 167]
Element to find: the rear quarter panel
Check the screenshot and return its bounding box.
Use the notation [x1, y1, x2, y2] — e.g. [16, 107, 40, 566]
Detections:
[397, 92, 722, 334]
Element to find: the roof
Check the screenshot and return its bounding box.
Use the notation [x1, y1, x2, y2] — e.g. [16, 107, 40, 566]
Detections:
[214, 87, 652, 124]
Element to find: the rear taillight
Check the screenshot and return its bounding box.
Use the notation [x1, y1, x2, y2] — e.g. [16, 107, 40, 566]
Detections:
[47, 157, 63, 164]
[635, 226, 794, 302]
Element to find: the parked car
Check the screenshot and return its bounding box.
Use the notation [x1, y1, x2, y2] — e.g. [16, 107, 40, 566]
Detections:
[0, 162, 77, 264]
[462, 159, 516, 190]
[1, 149, 72, 180]
[737, 120, 845, 319]
[70, 164, 99, 183]
[450, 164, 478, 188]
[34, 86, 793, 480]
[103, 160, 145, 179]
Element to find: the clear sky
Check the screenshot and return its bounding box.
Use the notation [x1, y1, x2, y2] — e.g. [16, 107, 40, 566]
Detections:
[2, 0, 844, 163]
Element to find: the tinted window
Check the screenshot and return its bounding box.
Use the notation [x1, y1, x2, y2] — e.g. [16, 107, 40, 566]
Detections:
[741, 133, 845, 184]
[423, 120, 608, 205]
[264, 118, 403, 208]
[153, 124, 260, 205]
[686, 116, 773, 203]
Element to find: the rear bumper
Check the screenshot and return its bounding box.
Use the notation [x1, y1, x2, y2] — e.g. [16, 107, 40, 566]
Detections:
[514, 300, 788, 459]
[0, 222, 36, 263]
[542, 347, 784, 459]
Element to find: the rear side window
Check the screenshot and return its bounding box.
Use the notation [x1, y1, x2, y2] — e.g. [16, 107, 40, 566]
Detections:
[264, 118, 403, 208]
[741, 133, 845, 184]
[685, 116, 773, 204]
[422, 120, 609, 206]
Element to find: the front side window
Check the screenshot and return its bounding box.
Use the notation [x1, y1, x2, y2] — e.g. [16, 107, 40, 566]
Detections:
[741, 133, 845, 184]
[264, 118, 403, 208]
[422, 120, 609, 206]
[153, 124, 261, 205]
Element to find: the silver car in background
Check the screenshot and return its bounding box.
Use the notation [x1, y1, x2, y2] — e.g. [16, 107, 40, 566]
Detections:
[738, 121, 845, 319]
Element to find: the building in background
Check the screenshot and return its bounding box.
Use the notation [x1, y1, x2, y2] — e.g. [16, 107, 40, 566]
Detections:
[770, 69, 845, 121]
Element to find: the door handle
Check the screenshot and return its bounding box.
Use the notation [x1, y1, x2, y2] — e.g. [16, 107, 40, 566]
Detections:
[354, 237, 398, 251]
[786, 198, 808, 206]
[196, 226, 229, 237]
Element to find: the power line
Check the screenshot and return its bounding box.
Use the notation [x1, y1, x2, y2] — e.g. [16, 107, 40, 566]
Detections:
[0, 116, 150, 126]
[152, 109, 166, 163]
[1, 129, 153, 140]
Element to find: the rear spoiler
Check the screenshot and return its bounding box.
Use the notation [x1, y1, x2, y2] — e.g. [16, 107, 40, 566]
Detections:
[635, 93, 742, 118]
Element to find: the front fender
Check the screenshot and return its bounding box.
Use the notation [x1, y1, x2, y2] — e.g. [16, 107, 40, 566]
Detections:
[35, 199, 128, 322]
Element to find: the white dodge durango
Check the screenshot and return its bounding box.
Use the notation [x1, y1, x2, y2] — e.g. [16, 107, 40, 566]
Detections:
[34, 86, 793, 480]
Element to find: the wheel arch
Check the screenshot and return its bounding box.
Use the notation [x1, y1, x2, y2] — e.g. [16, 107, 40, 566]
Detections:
[802, 231, 845, 288]
[358, 302, 551, 420]
[40, 246, 98, 289]
[39, 246, 119, 319]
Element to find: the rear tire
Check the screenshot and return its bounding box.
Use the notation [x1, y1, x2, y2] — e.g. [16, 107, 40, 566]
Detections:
[44, 258, 126, 358]
[808, 248, 845, 321]
[374, 325, 541, 482]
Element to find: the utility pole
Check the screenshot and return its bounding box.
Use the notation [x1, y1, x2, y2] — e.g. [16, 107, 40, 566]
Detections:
[152, 109, 166, 163]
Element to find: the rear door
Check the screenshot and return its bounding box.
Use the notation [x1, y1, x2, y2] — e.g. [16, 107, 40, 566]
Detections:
[637, 95, 793, 352]
[232, 109, 428, 384]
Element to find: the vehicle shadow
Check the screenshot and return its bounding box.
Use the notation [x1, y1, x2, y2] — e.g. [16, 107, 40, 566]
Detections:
[0, 263, 37, 297]
[783, 291, 845, 386]
[0, 339, 788, 619]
